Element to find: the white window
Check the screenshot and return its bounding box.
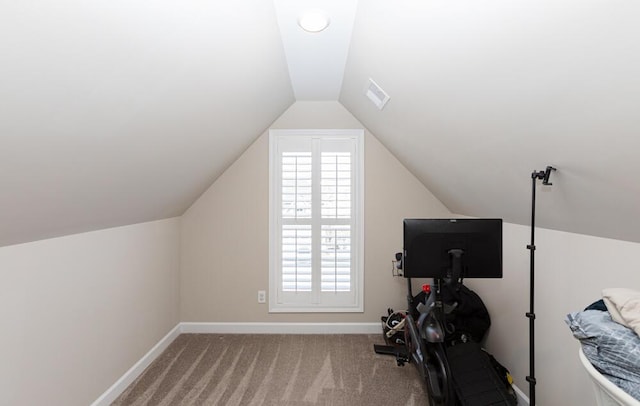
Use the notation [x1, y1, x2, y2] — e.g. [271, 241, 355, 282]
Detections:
[269, 129, 364, 312]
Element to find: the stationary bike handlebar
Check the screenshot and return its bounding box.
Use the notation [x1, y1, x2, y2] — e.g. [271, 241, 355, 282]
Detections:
[416, 286, 445, 343]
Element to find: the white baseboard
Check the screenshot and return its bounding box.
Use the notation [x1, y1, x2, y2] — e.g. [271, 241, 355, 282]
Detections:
[180, 321, 381, 335]
[89, 324, 181, 406]
[513, 383, 529, 405]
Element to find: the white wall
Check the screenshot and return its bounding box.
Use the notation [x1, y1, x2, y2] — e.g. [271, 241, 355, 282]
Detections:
[467, 222, 640, 406]
[0, 218, 181, 406]
[180, 101, 452, 322]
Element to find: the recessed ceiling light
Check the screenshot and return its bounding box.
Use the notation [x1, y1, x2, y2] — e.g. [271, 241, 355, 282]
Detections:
[297, 9, 330, 33]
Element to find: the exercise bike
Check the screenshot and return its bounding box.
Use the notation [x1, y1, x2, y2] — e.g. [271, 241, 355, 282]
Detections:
[402, 277, 456, 406]
[375, 252, 458, 405]
[377, 219, 516, 406]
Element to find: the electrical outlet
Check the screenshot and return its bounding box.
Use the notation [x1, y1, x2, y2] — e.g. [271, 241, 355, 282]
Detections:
[257, 290, 266, 304]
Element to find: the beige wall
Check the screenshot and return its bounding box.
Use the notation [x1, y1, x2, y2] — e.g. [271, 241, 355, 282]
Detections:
[466, 222, 640, 405]
[0, 218, 181, 406]
[180, 101, 451, 322]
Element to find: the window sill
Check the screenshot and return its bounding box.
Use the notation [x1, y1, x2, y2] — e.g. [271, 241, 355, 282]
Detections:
[268, 304, 364, 313]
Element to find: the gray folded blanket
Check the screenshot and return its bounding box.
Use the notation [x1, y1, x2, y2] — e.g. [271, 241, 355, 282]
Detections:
[566, 310, 640, 400]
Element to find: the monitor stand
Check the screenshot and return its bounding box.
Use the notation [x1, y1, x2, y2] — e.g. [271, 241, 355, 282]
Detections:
[445, 248, 464, 287]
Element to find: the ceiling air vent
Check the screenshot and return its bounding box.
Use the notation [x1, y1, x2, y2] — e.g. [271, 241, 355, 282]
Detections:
[366, 78, 390, 110]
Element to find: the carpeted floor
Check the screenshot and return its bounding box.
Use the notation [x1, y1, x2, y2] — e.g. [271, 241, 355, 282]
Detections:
[112, 333, 428, 406]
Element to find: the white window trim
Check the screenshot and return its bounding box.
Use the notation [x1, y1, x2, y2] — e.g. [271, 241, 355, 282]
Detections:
[269, 129, 364, 313]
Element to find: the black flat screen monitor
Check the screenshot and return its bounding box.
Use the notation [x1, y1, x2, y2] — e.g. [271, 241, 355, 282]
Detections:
[403, 218, 502, 279]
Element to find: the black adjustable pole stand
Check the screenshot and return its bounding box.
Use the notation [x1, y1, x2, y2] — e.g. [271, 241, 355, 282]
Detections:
[526, 166, 555, 406]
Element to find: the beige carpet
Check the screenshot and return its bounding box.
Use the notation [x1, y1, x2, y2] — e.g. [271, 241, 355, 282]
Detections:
[112, 333, 428, 406]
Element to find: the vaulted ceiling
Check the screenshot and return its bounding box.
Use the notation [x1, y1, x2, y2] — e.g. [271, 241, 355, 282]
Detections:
[2, 0, 640, 247]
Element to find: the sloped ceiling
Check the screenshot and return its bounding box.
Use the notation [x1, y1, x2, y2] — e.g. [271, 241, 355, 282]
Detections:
[0, 0, 294, 246]
[2, 0, 640, 247]
[341, 0, 640, 243]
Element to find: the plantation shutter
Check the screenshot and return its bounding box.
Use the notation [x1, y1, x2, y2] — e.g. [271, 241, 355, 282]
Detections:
[270, 130, 363, 312]
[320, 152, 352, 292]
[281, 152, 312, 292]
